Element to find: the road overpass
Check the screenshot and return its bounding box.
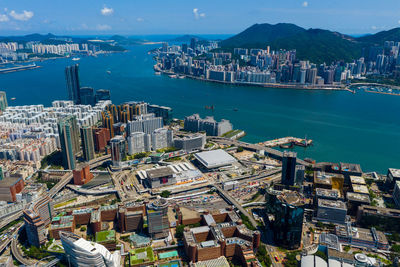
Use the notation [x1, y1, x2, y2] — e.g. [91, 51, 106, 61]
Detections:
[213, 184, 258, 228]
[208, 137, 312, 167]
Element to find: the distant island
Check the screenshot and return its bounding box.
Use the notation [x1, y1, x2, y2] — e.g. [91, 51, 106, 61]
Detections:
[0, 33, 128, 69]
[152, 23, 400, 94]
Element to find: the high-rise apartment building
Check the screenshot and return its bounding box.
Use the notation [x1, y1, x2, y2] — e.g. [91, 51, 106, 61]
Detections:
[65, 64, 81, 104]
[58, 116, 80, 170]
[0, 91, 7, 112]
[127, 132, 151, 155]
[151, 128, 173, 150]
[80, 126, 95, 162]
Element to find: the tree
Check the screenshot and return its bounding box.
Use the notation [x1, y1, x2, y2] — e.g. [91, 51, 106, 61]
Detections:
[175, 225, 185, 239]
[237, 146, 244, 152]
[160, 190, 171, 198]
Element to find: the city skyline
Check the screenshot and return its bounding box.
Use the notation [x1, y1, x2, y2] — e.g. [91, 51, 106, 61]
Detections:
[0, 0, 400, 35]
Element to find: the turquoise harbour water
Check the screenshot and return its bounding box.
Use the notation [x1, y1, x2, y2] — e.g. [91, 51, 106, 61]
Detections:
[1, 45, 400, 173]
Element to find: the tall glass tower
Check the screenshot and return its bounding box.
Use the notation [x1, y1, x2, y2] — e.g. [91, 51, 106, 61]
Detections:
[65, 64, 81, 104]
[58, 116, 80, 170]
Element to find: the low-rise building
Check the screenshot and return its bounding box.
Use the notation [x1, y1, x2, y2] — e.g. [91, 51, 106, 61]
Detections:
[316, 199, 347, 224]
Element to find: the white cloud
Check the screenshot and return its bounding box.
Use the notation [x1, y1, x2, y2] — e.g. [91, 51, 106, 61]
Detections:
[96, 24, 111, 31]
[136, 17, 144, 22]
[101, 6, 113, 16]
[193, 8, 206, 19]
[9, 10, 34, 21]
[398, 20, 400, 25]
[302, 1, 308, 7]
[0, 14, 9, 22]
[81, 23, 89, 29]
[371, 25, 378, 30]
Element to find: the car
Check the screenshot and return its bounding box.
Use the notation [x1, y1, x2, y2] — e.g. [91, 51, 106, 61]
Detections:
[274, 256, 279, 262]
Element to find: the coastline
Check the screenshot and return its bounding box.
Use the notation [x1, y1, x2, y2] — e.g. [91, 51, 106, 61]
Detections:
[154, 66, 353, 92]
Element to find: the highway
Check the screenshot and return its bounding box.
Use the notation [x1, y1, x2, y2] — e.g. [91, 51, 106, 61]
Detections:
[213, 184, 258, 228]
[209, 137, 312, 167]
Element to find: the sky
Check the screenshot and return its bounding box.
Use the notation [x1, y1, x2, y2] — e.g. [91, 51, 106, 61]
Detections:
[0, 0, 400, 36]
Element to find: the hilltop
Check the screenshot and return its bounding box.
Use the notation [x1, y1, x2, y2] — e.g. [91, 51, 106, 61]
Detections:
[220, 23, 398, 64]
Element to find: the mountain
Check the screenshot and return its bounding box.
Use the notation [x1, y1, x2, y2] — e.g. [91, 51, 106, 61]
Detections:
[269, 29, 362, 64]
[219, 23, 399, 64]
[356, 27, 400, 43]
[108, 35, 144, 45]
[220, 23, 305, 48]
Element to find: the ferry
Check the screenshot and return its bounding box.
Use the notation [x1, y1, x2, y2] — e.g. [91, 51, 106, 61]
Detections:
[72, 57, 80, 61]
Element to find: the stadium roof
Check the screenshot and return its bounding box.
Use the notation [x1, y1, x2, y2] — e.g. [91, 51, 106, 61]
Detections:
[194, 149, 237, 169]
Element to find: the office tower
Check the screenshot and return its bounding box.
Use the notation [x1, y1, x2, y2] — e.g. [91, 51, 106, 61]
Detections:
[162, 42, 168, 52]
[60, 231, 121, 267]
[110, 135, 126, 166]
[281, 151, 297, 186]
[151, 128, 173, 150]
[24, 194, 54, 247]
[93, 128, 110, 152]
[65, 64, 81, 104]
[127, 132, 151, 155]
[58, 116, 80, 170]
[190, 37, 198, 50]
[0, 91, 7, 112]
[95, 89, 111, 102]
[102, 111, 115, 138]
[79, 87, 95, 106]
[265, 190, 305, 249]
[147, 198, 169, 239]
[182, 43, 188, 53]
[80, 126, 95, 162]
[148, 104, 173, 125]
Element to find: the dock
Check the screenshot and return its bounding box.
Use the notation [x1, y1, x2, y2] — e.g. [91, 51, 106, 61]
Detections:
[258, 136, 313, 148]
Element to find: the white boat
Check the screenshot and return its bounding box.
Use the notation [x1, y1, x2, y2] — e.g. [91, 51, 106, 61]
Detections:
[178, 75, 185, 79]
[106, 70, 111, 74]
[169, 74, 177, 79]
[72, 57, 80, 61]
[154, 71, 161, 75]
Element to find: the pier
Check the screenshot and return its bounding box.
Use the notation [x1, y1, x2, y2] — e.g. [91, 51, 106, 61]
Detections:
[258, 136, 313, 148]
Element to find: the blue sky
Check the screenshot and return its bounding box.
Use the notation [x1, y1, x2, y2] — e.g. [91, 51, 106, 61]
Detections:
[0, 0, 399, 36]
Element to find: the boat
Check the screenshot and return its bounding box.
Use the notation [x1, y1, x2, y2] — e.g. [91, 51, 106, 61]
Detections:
[233, 108, 238, 112]
[154, 71, 161, 75]
[11, 97, 16, 101]
[280, 142, 294, 149]
[169, 74, 177, 79]
[106, 70, 111, 74]
[178, 75, 185, 79]
[72, 57, 80, 61]
[205, 105, 214, 110]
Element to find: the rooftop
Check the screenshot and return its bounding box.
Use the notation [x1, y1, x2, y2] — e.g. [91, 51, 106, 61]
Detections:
[350, 176, 366, 185]
[389, 168, 400, 178]
[316, 188, 340, 199]
[318, 199, 347, 210]
[0, 176, 22, 187]
[194, 149, 237, 169]
[146, 167, 175, 179]
[277, 190, 306, 206]
[95, 230, 116, 243]
[346, 192, 371, 203]
[352, 184, 369, 194]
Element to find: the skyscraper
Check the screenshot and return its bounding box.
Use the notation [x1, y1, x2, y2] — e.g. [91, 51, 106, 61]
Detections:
[147, 198, 169, 239]
[58, 116, 80, 170]
[81, 126, 95, 162]
[281, 151, 297, 186]
[95, 89, 111, 102]
[65, 64, 81, 104]
[265, 190, 305, 249]
[79, 87, 95, 106]
[110, 135, 126, 166]
[0, 91, 7, 112]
